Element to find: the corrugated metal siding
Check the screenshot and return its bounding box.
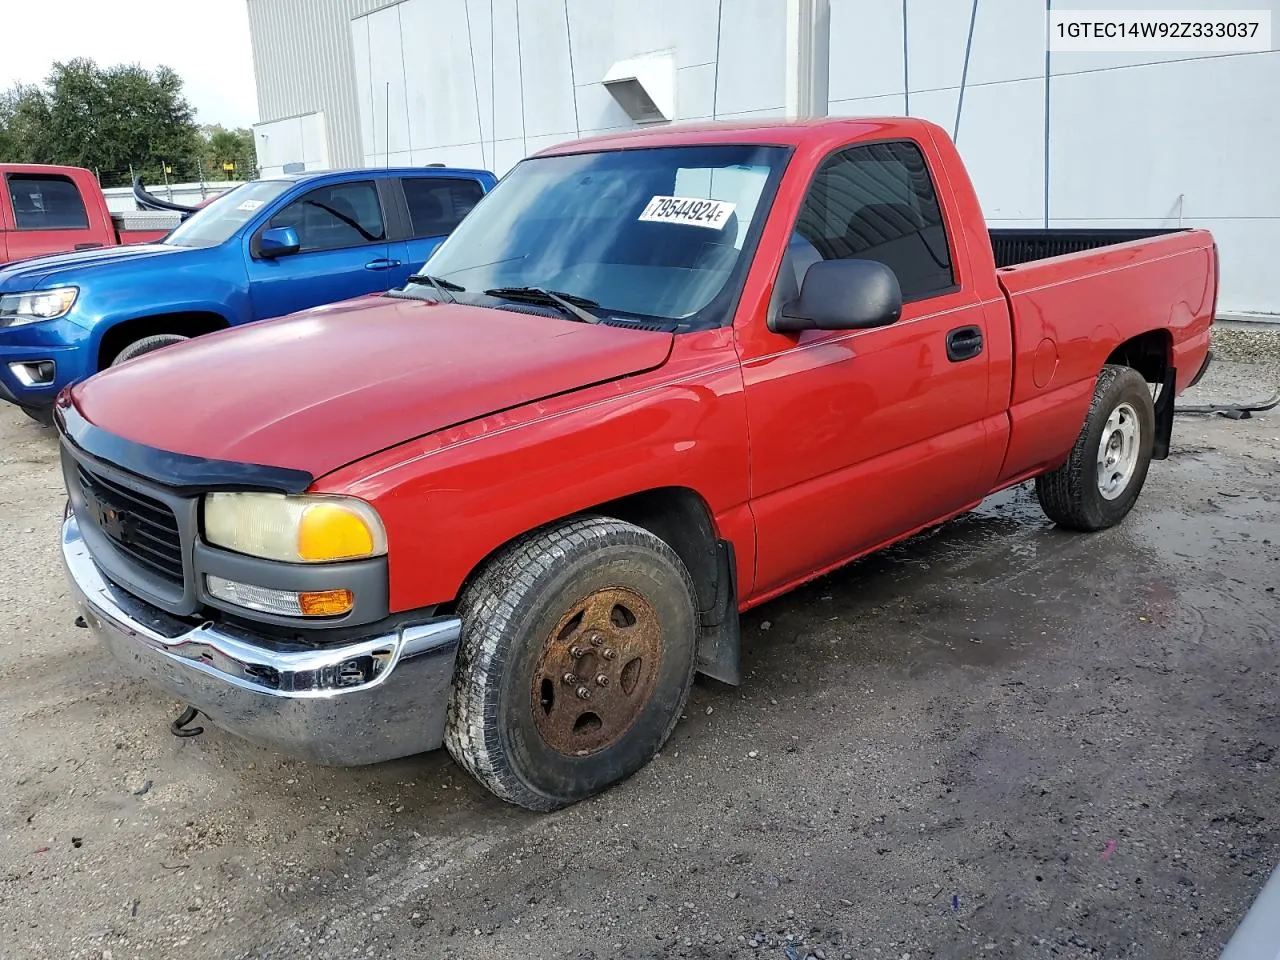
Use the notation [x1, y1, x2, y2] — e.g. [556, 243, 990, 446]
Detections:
[246, 0, 401, 168]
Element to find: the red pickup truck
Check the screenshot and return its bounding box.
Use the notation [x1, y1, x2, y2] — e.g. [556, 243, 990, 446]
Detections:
[1, 164, 179, 263]
[57, 117, 1215, 810]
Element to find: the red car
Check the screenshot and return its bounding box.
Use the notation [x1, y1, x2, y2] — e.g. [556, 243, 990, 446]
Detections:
[1, 164, 180, 264]
[57, 117, 1215, 810]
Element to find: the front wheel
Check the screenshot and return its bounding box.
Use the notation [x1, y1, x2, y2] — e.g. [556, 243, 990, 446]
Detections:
[444, 517, 700, 811]
[110, 334, 190, 367]
[1036, 364, 1155, 531]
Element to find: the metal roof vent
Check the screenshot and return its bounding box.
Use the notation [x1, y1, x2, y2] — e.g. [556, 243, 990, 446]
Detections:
[602, 53, 675, 124]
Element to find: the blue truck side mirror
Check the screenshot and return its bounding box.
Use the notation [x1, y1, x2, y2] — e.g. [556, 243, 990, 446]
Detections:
[259, 226, 301, 258]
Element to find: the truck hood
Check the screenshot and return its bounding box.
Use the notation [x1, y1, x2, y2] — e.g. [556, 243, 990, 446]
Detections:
[69, 296, 675, 479]
[0, 243, 186, 290]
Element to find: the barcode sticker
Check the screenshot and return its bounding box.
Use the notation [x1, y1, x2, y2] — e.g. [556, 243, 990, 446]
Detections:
[638, 196, 736, 230]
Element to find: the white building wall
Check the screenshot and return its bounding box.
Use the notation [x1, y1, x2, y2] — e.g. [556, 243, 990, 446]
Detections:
[350, 0, 789, 172]
[825, 0, 1280, 318]
[247, 0, 404, 169]
[249, 0, 1280, 317]
[253, 112, 332, 177]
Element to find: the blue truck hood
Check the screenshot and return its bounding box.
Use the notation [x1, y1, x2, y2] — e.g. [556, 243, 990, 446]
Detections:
[0, 244, 190, 291]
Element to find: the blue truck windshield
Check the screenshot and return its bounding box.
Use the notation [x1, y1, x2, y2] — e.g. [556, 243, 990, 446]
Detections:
[423, 144, 790, 326]
[165, 180, 294, 248]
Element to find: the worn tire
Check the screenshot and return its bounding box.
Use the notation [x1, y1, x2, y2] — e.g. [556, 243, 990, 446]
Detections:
[110, 334, 190, 366]
[1036, 364, 1155, 532]
[444, 517, 700, 811]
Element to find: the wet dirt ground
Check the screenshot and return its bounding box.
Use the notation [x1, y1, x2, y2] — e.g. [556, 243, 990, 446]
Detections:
[1, 354, 1277, 960]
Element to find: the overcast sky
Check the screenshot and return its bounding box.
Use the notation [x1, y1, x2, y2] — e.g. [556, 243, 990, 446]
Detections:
[1, 0, 259, 129]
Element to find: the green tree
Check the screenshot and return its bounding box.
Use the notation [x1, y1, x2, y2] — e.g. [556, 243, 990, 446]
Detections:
[200, 124, 257, 180]
[0, 59, 204, 186]
[0, 83, 52, 163]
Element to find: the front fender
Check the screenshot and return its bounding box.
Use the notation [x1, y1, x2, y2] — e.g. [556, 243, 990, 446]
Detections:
[312, 335, 753, 613]
[71, 246, 251, 336]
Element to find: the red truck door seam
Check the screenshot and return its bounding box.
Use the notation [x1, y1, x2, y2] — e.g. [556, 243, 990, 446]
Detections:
[728, 331, 763, 602]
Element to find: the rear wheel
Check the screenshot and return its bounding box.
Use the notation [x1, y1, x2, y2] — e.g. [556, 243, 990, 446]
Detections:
[1036, 364, 1155, 531]
[444, 517, 699, 811]
[110, 334, 190, 367]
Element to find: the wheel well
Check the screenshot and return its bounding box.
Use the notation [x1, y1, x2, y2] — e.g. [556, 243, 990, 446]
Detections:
[1106, 328, 1175, 461]
[595, 487, 721, 620]
[1106, 329, 1171, 384]
[97, 312, 229, 370]
[446, 487, 740, 683]
[451, 488, 723, 621]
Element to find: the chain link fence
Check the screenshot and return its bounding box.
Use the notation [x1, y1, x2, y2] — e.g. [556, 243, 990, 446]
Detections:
[91, 155, 259, 213]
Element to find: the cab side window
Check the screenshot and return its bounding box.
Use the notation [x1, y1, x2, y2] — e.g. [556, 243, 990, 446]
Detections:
[268, 181, 385, 253]
[7, 174, 90, 230]
[401, 177, 485, 238]
[792, 140, 955, 302]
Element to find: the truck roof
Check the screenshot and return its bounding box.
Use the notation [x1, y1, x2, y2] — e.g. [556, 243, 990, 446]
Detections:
[267, 166, 494, 184]
[534, 116, 942, 158]
[0, 162, 98, 175]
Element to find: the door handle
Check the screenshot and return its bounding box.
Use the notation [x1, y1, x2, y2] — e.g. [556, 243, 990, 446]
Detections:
[946, 325, 984, 362]
[364, 258, 402, 271]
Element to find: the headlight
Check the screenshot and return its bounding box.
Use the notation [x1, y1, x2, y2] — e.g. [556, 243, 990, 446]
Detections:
[203, 492, 387, 563]
[0, 287, 79, 327]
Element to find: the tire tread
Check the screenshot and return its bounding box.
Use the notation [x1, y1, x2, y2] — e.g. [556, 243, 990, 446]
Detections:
[444, 516, 698, 811]
[1036, 364, 1152, 531]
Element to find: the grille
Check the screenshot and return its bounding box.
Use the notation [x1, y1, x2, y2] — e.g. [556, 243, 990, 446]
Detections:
[76, 464, 184, 585]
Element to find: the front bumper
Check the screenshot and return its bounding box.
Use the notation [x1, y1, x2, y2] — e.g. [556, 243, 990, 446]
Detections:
[62, 513, 462, 765]
[0, 318, 93, 409]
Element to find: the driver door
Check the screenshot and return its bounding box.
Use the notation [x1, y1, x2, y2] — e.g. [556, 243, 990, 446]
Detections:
[245, 179, 394, 321]
[738, 138, 993, 597]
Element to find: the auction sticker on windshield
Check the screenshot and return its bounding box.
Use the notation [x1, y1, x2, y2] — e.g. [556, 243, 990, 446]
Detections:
[639, 196, 737, 230]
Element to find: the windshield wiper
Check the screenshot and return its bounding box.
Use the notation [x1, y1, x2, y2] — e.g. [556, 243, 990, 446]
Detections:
[483, 286, 600, 324]
[406, 273, 465, 302]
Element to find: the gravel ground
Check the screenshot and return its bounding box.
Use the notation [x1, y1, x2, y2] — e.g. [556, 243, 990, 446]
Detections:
[1, 325, 1278, 960]
[1210, 320, 1280, 372]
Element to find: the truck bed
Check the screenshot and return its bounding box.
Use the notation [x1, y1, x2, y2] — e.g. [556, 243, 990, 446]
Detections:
[111, 210, 182, 246]
[991, 227, 1216, 488]
[989, 227, 1186, 268]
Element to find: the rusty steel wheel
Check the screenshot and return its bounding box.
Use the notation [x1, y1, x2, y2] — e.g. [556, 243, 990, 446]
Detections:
[531, 587, 663, 757]
[445, 517, 700, 811]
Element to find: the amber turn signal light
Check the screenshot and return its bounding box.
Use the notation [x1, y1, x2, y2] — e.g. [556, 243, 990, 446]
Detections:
[298, 589, 355, 617]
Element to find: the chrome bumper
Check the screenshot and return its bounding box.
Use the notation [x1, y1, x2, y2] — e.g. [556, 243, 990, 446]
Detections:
[61, 514, 461, 765]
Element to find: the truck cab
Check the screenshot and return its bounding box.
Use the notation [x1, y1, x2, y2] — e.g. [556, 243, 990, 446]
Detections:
[0, 164, 179, 265]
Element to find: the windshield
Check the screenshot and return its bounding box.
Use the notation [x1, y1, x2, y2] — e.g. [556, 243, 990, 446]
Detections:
[164, 180, 294, 248]
[422, 144, 790, 327]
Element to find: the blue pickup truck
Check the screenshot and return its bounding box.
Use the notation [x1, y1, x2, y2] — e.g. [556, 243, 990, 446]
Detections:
[0, 165, 496, 421]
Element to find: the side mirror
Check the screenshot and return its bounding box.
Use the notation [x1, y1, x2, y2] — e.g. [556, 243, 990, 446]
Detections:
[772, 258, 903, 333]
[258, 226, 301, 258]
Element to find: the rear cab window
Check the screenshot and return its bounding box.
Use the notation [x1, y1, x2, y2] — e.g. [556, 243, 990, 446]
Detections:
[790, 140, 955, 303]
[5, 174, 90, 230]
[402, 177, 485, 238]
